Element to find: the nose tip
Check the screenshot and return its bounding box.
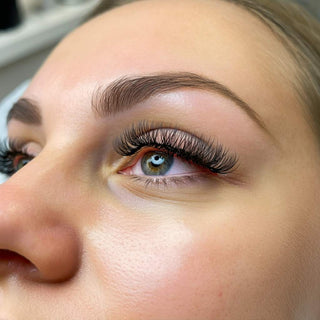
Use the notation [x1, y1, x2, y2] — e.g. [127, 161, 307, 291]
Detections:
[0, 181, 81, 283]
[28, 225, 81, 283]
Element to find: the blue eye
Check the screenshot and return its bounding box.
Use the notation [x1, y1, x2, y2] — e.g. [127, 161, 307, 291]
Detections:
[141, 151, 174, 176]
[117, 123, 239, 188]
[122, 148, 204, 180]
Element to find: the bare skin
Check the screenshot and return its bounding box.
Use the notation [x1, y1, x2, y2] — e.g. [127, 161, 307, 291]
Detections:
[0, 0, 320, 319]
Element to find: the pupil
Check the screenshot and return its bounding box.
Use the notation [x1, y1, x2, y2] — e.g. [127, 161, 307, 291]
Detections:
[150, 154, 164, 167]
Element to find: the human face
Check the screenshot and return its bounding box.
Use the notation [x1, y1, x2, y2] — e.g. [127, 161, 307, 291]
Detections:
[1, 0, 320, 318]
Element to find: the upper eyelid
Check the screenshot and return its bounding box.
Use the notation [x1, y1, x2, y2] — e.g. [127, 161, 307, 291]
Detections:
[7, 139, 36, 155]
[4, 122, 237, 165]
[114, 122, 238, 174]
[114, 121, 214, 154]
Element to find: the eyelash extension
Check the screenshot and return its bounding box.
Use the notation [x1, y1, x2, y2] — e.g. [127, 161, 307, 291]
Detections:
[114, 121, 239, 175]
[0, 138, 30, 176]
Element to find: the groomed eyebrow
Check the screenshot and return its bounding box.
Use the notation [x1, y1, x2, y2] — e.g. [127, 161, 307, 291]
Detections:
[7, 98, 42, 125]
[92, 72, 269, 133]
[7, 72, 269, 135]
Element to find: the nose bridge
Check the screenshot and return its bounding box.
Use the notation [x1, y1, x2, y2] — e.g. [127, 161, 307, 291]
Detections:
[10, 144, 84, 202]
[0, 153, 82, 283]
[2, 152, 69, 215]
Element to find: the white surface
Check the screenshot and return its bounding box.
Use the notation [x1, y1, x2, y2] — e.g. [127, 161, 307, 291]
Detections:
[0, 81, 30, 183]
[0, 0, 99, 68]
[0, 47, 51, 100]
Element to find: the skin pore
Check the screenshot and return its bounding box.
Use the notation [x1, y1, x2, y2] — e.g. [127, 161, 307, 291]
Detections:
[1, 0, 320, 319]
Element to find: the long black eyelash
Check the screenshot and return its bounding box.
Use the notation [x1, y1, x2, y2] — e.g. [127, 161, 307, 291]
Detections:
[114, 121, 239, 174]
[0, 139, 27, 176]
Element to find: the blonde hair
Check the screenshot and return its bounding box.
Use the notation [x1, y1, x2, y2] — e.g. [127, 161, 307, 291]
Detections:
[225, 0, 320, 143]
[88, 0, 320, 141]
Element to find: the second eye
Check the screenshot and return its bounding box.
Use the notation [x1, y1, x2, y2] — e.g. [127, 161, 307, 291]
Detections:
[13, 154, 33, 172]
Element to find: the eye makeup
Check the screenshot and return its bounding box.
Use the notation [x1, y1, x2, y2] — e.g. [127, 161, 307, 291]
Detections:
[114, 120, 239, 176]
[0, 139, 34, 176]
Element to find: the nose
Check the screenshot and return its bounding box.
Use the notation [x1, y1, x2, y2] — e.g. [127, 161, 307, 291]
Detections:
[0, 171, 81, 283]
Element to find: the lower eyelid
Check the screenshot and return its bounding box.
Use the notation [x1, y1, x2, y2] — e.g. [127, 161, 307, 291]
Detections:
[124, 172, 213, 189]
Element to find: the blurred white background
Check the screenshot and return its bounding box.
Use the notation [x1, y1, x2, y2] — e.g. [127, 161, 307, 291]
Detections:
[0, 0, 99, 101]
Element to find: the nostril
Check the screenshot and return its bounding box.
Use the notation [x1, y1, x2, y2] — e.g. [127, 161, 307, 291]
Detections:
[0, 220, 81, 283]
[0, 249, 38, 279]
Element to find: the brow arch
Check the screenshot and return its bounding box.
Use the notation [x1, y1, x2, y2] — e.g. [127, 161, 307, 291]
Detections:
[91, 72, 268, 134]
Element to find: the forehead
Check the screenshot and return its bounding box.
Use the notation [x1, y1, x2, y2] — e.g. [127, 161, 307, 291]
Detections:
[25, 0, 302, 144]
[31, 0, 295, 80]
[38, 0, 294, 80]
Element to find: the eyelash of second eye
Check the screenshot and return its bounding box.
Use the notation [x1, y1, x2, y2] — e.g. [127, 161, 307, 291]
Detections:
[0, 139, 30, 176]
[114, 121, 239, 175]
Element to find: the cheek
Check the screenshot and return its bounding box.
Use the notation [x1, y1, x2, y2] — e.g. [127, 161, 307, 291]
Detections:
[86, 210, 242, 319]
[85, 196, 306, 320]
